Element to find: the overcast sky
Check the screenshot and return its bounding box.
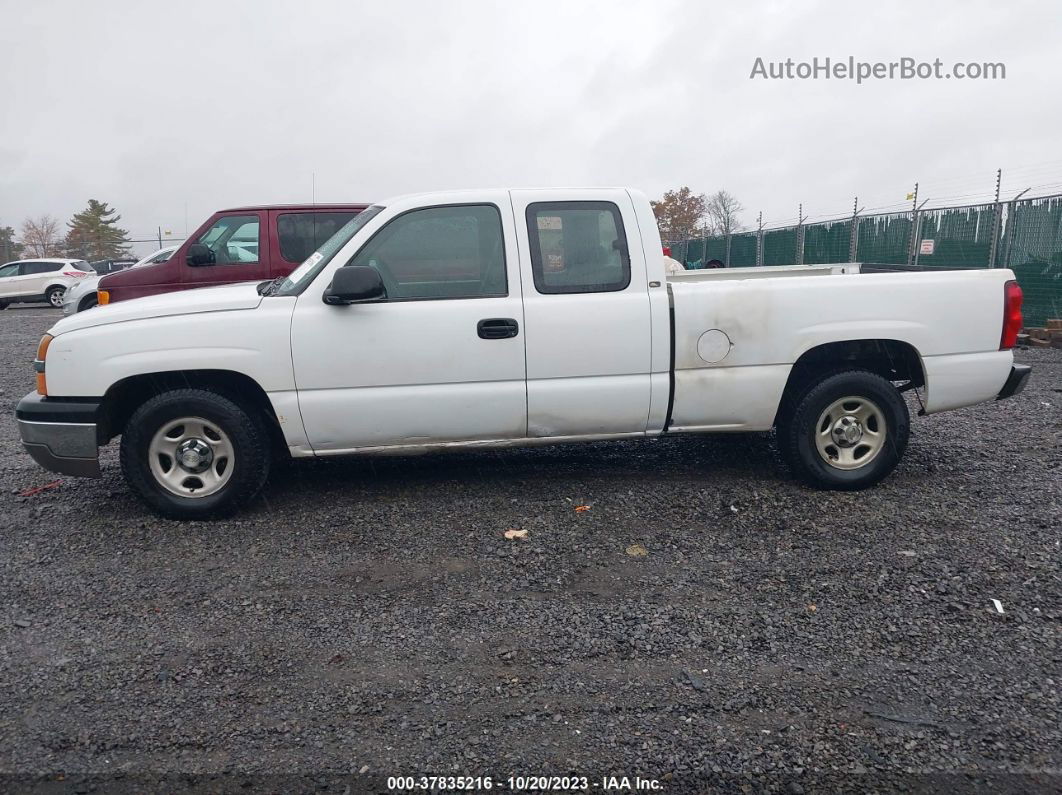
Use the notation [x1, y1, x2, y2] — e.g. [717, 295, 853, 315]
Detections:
[2, 0, 1060, 254]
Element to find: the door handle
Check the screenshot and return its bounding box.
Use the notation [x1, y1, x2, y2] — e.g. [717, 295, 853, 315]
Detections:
[477, 318, 519, 339]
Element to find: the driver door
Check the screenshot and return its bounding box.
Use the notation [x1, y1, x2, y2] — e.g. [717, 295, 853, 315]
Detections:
[290, 198, 527, 452]
[182, 212, 267, 289]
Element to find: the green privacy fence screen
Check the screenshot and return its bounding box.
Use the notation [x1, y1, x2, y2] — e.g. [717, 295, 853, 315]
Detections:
[663, 192, 1062, 326]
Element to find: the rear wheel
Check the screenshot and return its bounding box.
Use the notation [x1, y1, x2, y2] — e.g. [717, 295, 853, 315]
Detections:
[778, 370, 909, 490]
[46, 286, 65, 308]
[120, 389, 270, 518]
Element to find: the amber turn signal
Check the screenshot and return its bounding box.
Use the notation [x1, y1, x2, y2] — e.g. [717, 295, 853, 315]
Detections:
[35, 334, 53, 396]
[97, 290, 110, 305]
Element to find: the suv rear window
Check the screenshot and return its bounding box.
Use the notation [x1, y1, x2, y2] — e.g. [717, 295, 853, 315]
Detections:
[277, 212, 358, 264]
[74, 261, 93, 271]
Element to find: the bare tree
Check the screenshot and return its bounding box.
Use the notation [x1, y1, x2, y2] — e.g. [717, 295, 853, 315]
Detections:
[706, 190, 745, 236]
[20, 215, 64, 257]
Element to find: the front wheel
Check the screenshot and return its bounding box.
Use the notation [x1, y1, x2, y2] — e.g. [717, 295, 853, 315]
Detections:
[778, 370, 910, 490]
[120, 389, 271, 518]
[46, 286, 66, 308]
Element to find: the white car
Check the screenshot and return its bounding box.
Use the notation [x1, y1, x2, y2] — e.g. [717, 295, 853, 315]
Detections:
[16, 188, 1030, 518]
[0, 258, 94, 309]
[63, 246, 178, 315]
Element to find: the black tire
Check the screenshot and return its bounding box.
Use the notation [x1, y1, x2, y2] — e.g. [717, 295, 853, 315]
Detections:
[777, 370, 909, 490]
[79, 294, 98, 312]
[0, 300, 8, 310]
[45, 285, 65, 308]
[120, 388, 270, 519]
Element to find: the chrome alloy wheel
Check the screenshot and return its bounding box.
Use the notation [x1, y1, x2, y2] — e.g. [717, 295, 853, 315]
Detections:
[49, 288, 66, 307]
[148, 417, 235, 497]
[813, 396, 887, 470]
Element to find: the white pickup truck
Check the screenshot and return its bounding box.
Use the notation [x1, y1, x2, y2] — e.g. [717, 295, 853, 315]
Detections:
[17, 188, 1030, 518]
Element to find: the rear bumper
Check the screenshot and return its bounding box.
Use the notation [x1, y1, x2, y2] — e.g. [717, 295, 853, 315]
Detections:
[15, 392, 102, 478]
[997, 364, 1032, 400]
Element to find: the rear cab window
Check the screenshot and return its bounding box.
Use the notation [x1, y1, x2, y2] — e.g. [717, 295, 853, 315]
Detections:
[525, 202, 631, 294]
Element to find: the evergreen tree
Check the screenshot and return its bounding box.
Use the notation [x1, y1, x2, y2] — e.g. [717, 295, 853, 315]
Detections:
[0, 224, 22, 262]
[65, 200, 131, 260]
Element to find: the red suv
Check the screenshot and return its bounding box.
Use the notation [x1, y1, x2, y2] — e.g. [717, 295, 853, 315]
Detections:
[98, 203, 369, 304]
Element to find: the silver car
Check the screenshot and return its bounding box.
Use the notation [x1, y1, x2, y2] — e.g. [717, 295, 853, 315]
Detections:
[63, 245, 179, 315]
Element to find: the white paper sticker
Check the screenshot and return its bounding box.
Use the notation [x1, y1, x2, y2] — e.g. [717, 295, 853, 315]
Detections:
[538, 216, 563, 231]
[303, 251, 323, 268]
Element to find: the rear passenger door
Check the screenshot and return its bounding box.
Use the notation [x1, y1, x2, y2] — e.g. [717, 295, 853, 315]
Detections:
[511, 190, 654, 437]
[21, 262, 59, 296]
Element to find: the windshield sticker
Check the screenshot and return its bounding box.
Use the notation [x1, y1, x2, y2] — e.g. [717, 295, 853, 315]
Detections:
[303, 252, 323, 269]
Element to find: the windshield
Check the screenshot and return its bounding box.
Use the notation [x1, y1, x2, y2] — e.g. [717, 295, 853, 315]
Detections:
[274, 205, 384, 296]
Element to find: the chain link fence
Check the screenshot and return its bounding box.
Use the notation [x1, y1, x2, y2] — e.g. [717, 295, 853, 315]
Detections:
[664, 192, 1062, 327]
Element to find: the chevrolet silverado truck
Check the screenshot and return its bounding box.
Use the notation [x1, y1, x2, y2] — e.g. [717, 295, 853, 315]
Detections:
[16, 188, 1031, 518]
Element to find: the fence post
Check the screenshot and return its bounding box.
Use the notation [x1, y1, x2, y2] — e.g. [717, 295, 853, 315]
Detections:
[987, 168, 1002, 268]
[725, 233, 732, 267]
[911, 199, 930, 268]
[1002, 187, 1031, 269]
[755, 212, 764, 266]
[906, 183, 919, 266]
[848, 196, 860, 262]
[796, 203, 806, 265]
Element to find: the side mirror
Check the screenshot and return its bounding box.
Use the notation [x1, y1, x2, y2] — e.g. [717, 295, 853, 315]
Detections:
[323, 265, 386, 305]
[186, 243, 216, 267]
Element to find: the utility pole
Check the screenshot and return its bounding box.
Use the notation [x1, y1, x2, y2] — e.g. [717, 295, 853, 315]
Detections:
[158, 226, 163, 250]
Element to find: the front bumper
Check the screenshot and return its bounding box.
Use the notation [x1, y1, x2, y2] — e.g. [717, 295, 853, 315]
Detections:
[16, 392, 102, 478]
[997, 364, 1032, 400]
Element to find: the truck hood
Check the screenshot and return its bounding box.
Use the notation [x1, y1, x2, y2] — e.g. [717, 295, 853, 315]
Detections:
[50, 282, 264, 336]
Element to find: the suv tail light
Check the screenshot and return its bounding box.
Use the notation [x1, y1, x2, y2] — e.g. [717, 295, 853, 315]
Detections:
[62, 271, 86, 277]
[1000, 280, 1023, 350]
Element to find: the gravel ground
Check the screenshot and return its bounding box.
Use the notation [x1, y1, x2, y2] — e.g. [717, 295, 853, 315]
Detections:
[0, 305, 1059, 793]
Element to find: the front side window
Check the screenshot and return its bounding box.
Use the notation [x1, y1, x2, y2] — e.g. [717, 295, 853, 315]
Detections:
[196, 214, 260, 265]
[0, 263, 18, 278]
[277, 211, 357, 264]
[348, 205, 506, 300]
[526, 201, 630, 294]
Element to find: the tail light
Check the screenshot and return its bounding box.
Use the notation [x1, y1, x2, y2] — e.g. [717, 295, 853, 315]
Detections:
[1000, 280, 1023, 350]
[97, 290, 110, 305]
[62, 271, 86, 277]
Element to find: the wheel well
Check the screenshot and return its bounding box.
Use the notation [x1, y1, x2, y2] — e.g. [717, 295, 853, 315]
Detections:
[774, 339, 925, 425]
[99, 370, 284, 451]
[78, 293, 98, 310]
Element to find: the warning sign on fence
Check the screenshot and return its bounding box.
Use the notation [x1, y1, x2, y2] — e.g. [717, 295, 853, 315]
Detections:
[919, 239, 935, 255]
